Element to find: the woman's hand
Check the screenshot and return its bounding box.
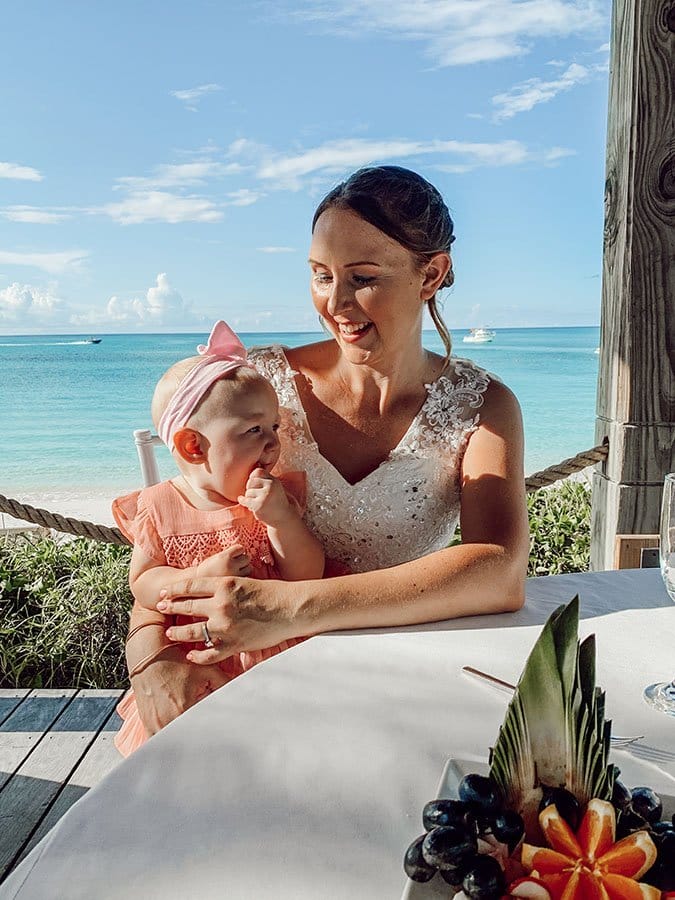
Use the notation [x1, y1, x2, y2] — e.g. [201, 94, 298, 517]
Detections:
[130, 643, 231, 734]
[156, 576, 299, 665]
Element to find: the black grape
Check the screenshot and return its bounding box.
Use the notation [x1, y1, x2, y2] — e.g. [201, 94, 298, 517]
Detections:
[457, 774, 501, 814]
[403, 834, 437, 883]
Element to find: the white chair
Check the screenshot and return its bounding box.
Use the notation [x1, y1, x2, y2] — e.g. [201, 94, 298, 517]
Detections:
[133, 429, 162, 487]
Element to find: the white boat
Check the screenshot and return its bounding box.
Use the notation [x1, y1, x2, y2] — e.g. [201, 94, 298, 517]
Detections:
[462, 328, 495, 344]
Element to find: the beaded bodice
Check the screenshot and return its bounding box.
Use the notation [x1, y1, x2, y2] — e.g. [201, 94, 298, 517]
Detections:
[249, 346, 491, 573]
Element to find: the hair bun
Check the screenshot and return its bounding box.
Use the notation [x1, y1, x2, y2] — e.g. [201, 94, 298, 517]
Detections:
[442, 266, 455, 289]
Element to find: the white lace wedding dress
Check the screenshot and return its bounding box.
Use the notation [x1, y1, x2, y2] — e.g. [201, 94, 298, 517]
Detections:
[250, 346, 491, 573]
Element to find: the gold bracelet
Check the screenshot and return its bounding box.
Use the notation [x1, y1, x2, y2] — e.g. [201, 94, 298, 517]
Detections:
[125, 620, 168, 646]
[128, 643, 176, 679]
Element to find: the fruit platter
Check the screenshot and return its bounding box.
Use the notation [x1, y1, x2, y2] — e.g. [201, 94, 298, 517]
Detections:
[402, 597, 675, 899]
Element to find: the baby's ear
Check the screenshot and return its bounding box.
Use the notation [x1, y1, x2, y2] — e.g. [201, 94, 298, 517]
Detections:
[173, 428, 206, 464]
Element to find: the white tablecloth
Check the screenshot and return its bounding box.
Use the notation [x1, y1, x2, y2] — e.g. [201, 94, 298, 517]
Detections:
[3, 569, 674, 899]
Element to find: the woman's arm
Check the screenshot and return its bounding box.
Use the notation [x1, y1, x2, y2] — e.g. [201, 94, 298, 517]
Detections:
[125, 547, 253, 731]
[125, 600, 232, 733]
[156, 382, 529, 663]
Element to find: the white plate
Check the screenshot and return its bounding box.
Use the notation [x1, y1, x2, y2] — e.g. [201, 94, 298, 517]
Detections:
[401, 758, 675, 899]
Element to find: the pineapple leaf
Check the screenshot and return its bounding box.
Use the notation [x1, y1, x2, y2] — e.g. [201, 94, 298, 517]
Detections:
[488, 596, 614, 840]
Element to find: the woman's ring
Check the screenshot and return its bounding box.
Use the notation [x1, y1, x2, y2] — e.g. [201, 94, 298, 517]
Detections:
[201, 622, 215, 649]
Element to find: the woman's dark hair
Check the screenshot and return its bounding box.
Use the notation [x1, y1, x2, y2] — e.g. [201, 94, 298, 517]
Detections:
[312, 165, 455, 359]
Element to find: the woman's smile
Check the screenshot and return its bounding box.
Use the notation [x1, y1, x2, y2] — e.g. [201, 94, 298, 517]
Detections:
[337, 320, 374, 341]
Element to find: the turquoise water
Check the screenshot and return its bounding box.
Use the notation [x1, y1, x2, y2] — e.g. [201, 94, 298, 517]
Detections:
[0, 327, 600, 493]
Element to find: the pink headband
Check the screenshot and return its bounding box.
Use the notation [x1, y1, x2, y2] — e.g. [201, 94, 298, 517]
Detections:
[157, 320, 255, 449]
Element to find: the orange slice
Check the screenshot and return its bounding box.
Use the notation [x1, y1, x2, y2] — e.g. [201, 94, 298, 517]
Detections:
[596, 830, 656, 880]
[602, 873, 663, 899]
[521, 846, 577, 875]
[575, 798, 615, 861]
[516, 798, 660, 899]
[539, 806, 583, 858]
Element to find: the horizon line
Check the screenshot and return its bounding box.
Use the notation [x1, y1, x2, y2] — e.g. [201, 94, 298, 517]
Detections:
[0, 324, 602, 338]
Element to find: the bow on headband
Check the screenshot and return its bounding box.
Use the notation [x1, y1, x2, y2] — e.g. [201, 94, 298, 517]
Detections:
[157, 320, 255, 449]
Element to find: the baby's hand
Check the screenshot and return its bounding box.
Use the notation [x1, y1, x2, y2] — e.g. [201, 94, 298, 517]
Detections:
[197, 544, 252, 577]
[238, 468, 292, 527]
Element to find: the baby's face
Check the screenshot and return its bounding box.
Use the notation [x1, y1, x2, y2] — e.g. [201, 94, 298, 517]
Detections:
[198, 378, 281, 503]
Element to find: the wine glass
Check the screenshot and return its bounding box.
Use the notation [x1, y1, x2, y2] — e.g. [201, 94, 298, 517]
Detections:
[643, 472, 675, 715]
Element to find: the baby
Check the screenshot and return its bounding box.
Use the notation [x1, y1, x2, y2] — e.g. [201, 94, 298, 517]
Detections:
[112, 320, 324, 755]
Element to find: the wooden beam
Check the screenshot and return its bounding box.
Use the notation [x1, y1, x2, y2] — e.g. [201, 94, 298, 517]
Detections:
[591, 0, 675, 570]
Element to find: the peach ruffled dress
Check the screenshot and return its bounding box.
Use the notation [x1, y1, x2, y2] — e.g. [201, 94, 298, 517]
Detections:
[112, 473, 307, 757]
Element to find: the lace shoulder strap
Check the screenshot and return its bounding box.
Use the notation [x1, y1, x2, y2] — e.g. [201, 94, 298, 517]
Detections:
[248, 345, 310, 443]
[411, 356, 492, 451]
[247, 345, 299, 409]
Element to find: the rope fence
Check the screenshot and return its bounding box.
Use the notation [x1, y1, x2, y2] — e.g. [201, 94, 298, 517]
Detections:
[0, 442, 609, 547]
[0, 494, 130, 546]
[523, 442, 609, 492]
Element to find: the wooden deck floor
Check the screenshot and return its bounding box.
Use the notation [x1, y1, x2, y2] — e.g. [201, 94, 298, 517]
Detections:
[0, 688, 125, 883]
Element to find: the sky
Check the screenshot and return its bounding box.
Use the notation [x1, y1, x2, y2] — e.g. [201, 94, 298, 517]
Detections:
[0, 0, 612, 334]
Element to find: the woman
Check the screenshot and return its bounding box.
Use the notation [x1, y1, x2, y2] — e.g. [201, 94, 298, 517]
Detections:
[127, 165, 529, 735]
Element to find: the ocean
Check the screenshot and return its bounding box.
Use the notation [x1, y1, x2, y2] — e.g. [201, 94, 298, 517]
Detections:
[0, 328, 600, 517]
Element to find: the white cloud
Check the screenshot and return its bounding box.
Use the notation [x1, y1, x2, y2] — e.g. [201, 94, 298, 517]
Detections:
[492, 62, 595, 120]
[105, 158, 252, 222]
[246, 137, 563, 188]
[116, 160, 241, 191]
[0, 161, 43, 181]
[0, 249, 88, 274]
[225, 188, 263, 206]
[257, 246, 296, 253]
[72, 274, 207, 328]
[0, 283, 66, 323]
[544, 147, 576, 162]
[103, 190, 223, 224]
[257, 139, 424, 184]
[170, 83, 223, 111]
[2, 206, 70, 224]
[146, 273, 187, 321]
[281, 0, 607, 66]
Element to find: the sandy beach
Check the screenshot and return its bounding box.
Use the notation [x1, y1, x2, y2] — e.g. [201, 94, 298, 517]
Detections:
[1, 469, 593, 541]
[0, 487, 118, 533]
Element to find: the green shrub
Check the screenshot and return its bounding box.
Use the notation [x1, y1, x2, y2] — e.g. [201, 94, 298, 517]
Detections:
[527, 480, 591, 576]
[0, 534, 132, 689]
[1, 480, 591, 687]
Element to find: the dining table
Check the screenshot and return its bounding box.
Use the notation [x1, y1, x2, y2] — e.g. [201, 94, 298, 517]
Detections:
[2, 567, 674, 899]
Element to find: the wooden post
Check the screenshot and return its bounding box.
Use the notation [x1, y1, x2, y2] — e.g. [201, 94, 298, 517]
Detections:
[591, 0, 675, 570]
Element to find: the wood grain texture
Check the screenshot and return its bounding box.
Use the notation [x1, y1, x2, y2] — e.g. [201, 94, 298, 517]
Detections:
[19, 707, 123, 861]
[0, 692, 30, 729]
[592, 0, 675, 569]
[595, 420, 675, 482]
[0, 690, 77, 792]
[593, 474, 667, 564]
[0, 690, 123, 882]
